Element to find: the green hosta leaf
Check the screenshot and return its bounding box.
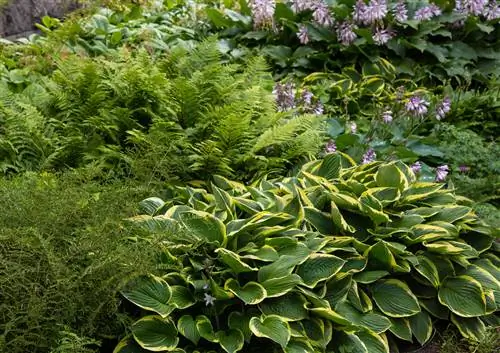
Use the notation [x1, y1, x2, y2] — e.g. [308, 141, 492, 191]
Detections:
[122, 275, 173, 317]
[331, 201, 355, 233]
[309, 307, 351, 325]
[242, 245, 279, 262]
[375, 163, 408, 191]
[261, 274, 303, 297]
[431, 206, 471, 223]
[424, 241, 478, 257]
[166, 286, 195, 310]
[196, 315, 218, 342]
[389, 318, 412, 342]
[258, 255, 308, 282]
[317, 153, 343, 180]
[113, 336, 148, 353]
[284, 338, 315, 353]
[225, 279, 267, 305]
[217, 249, 257, 273]
[131, 316, 179, 351]
[260, 292, 309, 321]
[366, 242, 398, 271]
[419, 298, 449, 320]
[177, 315, 200, 345]
[216, 329, 245, 353]
[372, 279, 421, 317]
[335, 301, 391, 333]
[178, 210, 226, 246]
[304, 207, 335, 234]
[209, 278, 234, 300]
[127, 215, 178, 233]
[410, 224, 450, 244]
[249, 315, 291, 348]
[359, 193, 390, 225]
[296, 254, 345, 288]
[414, 255, 440, 288]
[329, 193, 360, 211]
[336, 331, 368, 353]
[228, 312, 253, 342]
[401, 183, 444, 203]
[138, 197, 165, 216]
[355, 330, 389, 353]
[464, 265, 500, 293]
[451, 314, 486, 341]
[438, 276, 486, 317]
[408, 311, 433, 346]
[353, 271, 389, 284]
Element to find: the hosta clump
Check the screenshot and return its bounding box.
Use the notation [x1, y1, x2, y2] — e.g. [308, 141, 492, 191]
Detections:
[116, 155, 499, 353]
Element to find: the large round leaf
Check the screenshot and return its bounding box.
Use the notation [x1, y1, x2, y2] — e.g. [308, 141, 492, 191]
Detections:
[438, 275, 486, 317]
[169, 286, 196, 309]
[249, 315, 291, 348]
[335, 301, 391, 334]
[121, 275, 173, 317]
[131, 316, 179, 351]
[225, 279, 267, 305]
[296, 254, 345, 288]
[260, 274, 303, 297]
[216, 329, 244, 353]
[260, 292, 309, 321]
[372, 279, 420, 317]
[177, 315, 200, 345]
[178, 210, 227, 246]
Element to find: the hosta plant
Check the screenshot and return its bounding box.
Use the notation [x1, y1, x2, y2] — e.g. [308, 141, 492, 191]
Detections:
[116, 154, 499, 353]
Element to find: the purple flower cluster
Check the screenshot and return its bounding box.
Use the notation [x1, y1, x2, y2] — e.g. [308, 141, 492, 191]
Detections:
[336, 21, 358, 45]
[382, 110, 393, 123]
[410, 161, 422, 174]
[313, 1, 334, 27]
[362, 148, 377, 164]
[353, 0, 388, 25]
[324, 140, 337, 153]
[436, 96, 451, 120]
[484, 1, 500, 20]
[291, 0, 316, 13]
[393, 0, 408, 22]
[414, 3, 442, 21]
[250, 0, 276, 29]
[463, 0, 488, 16]
[372, 26, 395, 45]
[297, 25, 310, 44]
[273, 82, 296, 112]
[435, 165, 449, 182]
[405, 95, 429, 117]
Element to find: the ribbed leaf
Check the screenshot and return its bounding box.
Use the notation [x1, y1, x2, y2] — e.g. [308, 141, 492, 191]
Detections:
[409, 311, 433, 346]
[225, 279, 267, 304]
[331, 201, 355, 233]
[375, 163, 408, 191]
[113, 336, 148, 353]
[260, 292, 308, 321]
[177, 315, 200, 345]
[217, 248, 257, 273]
[355, 331, 389, 353]
[438, 276, 486, 317]
[178, 210, 226, 246]
[260, 274, 303, 297]
[389, 317, 412, 342]
[451, 314, 486, 342]
[372, 279, 420, 317]
[131, 316, 179, 351]
[138, 197, 165, 216]
[353, 271, 389, 284]
[121, 275, 173, 317]
[216, 329, 244, 353]
[228, 312, 253, 342]
[258, 255, 307, 282]
[249, 315, 291, 348]
[414, 255, 440, 288]
[284, 338, 315, 353]
[335, 301, 391, 333]
[336, 331, 368, 353]
[169, 286, 195, 309]
[196, 315, 217, 342]
[296, 254, 345, 288]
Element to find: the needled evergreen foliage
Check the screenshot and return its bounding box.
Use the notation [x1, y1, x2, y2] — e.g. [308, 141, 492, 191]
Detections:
[0, 40, 325, 182]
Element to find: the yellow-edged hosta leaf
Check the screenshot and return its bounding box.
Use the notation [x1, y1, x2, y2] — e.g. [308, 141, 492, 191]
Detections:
[389, 317, 412, 342]
[414, 255, 440, 288]
[331, 201, 355, 233]
[216, 248, 257, 273]
[375, 163, 408, 191]
[113, 336, 148, 353]
[260, 274, 303, 297]
[260, 292, 309, 321]
[225, 279, 267, 305]
[451, 314, 486, 342]
[438, 275, 487, 317]
[177, 315, 200, 345]
[215, 329, 244, 353]
[355, 330, 389, 353]
[295, 253, 345, 288]
[409, 311, 433, 345]
[121, 275, 173, 318]
[178, 210, 227, 246]
[401, 183, 445, 203]
[228, 312, 253, 343]
[371, 279, 421, 317]
[131, 316, 179, 351]
[335, 301, 391, 333]
[249, 315, 291, 349]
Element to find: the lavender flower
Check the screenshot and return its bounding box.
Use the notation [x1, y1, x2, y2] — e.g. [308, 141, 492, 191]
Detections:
[436, 96, 451, 120]
[301, 89, 314, 106]
[312, 101, 324, 115]
[405, 95, 429, 117]
[250, 0, 275, 29]
[382, 110, 393, 123]
[463, 0, 488, 16]
[365, 0, 389, 24]
[362, 148, 376, 164]
[435, 165, 449, 182]
[372, 26, 395, 45]
[483, 1, 500, 20]
[313, 1, 334, 27]
[411, 161, 422, 174]
[291, 0, 316, 13]
[459, 164, 471, 173]
[204, 293, 216, 306]
[353, 0, 369, 24]
[349, 121, 358, 134]
[297, 25, 310, 44]
[336, 21, 358, 45]
[393, 0, 408, 22]
[273, 82, 296, 112]
[325, 140, 337, 153]
[414, 3, 442, 21]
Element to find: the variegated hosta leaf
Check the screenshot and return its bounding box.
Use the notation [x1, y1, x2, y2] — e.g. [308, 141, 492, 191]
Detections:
[121, 275, 173, 318]
[224, 279, 267, 305]
[177, 315, 200, 345]
[113, 336, 149, 353]
[260, 274, 303, 297]
[258, 255, 307, 283]
[216, 248, 257, 273]
[178, 210, 227, 246]
[249, 315, 291, 348]
[371, 279, 420, 317]
[228, 312, 253, 342]
[131, 316, 179, 351]
[451, 314, 486, 342]
[335, 331, 368, 353]
[335, 301, 391, 334]
[355, 330, 389, 353]
[388, 317, 412, 342]
[138, 197, 166, 216]
[438, 275, 487, 317]
[375, 162, 408, 191]
[408, 311, 433, 346]
[196, 315, 218, 342]
[215, 329, 244, 353]
[260, 292, 309, 321]
[169, 286, 196, 309]
[295, 253, 345, 288]
[284, 338, 315, 353]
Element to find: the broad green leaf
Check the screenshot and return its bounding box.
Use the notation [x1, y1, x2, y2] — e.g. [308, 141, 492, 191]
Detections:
[169, 286, 195, 309]
[424, 241, 478, 257]
[372, 279, 420, 317]
[355, 330, 389, 353]
[389, 318, 412, 342]
[366, 242, 398, 271]
[375, 163, 408, 191]
[409, 311, 433, 345]
[217, 248, 257, 273]
[317, 153, 342, 179]
[228, 312, 253, 342]
[309, 307, 351, 325]
[335, 301, 391, 333]
[196, 315, 217, 342]
[260, 274, 303, 297]
[113, 336, 148, 353]
[121, 275, 173, 317]
[414, 255, 440, 288]
[225, 279, 267, 305]
[249, 315, 291, 348]
[242, 245, 279, 262]
[177, 315, 200, 345]
[325, 275, 353, 307]
[304, 207, 335, 234]
[216, 329, 244, 353]
[451, 314, 486, 342]
[179, 210, 226, 246]
[410, 224, 450, 244]
[353, 271, 389, 284]
[296, 254, 345, 288]
[284, 338, 315, 353]
[464, 265, 500, 292]
[331, 201, 355, 233]
[258, 255, 308, 283]
[336, 331, 368, 353]
[431, 206, 471, 223]
[138, 197, 165, 216]
[438, 276, 486, 317]
[131, 316, 179, 351]
[419, 298, 449, 320]
[401, 183, 444, 202]
[260, 292, 309, 321]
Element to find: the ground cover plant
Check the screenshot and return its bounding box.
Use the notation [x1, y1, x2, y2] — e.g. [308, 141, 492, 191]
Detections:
[116, 155, 500, 353]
